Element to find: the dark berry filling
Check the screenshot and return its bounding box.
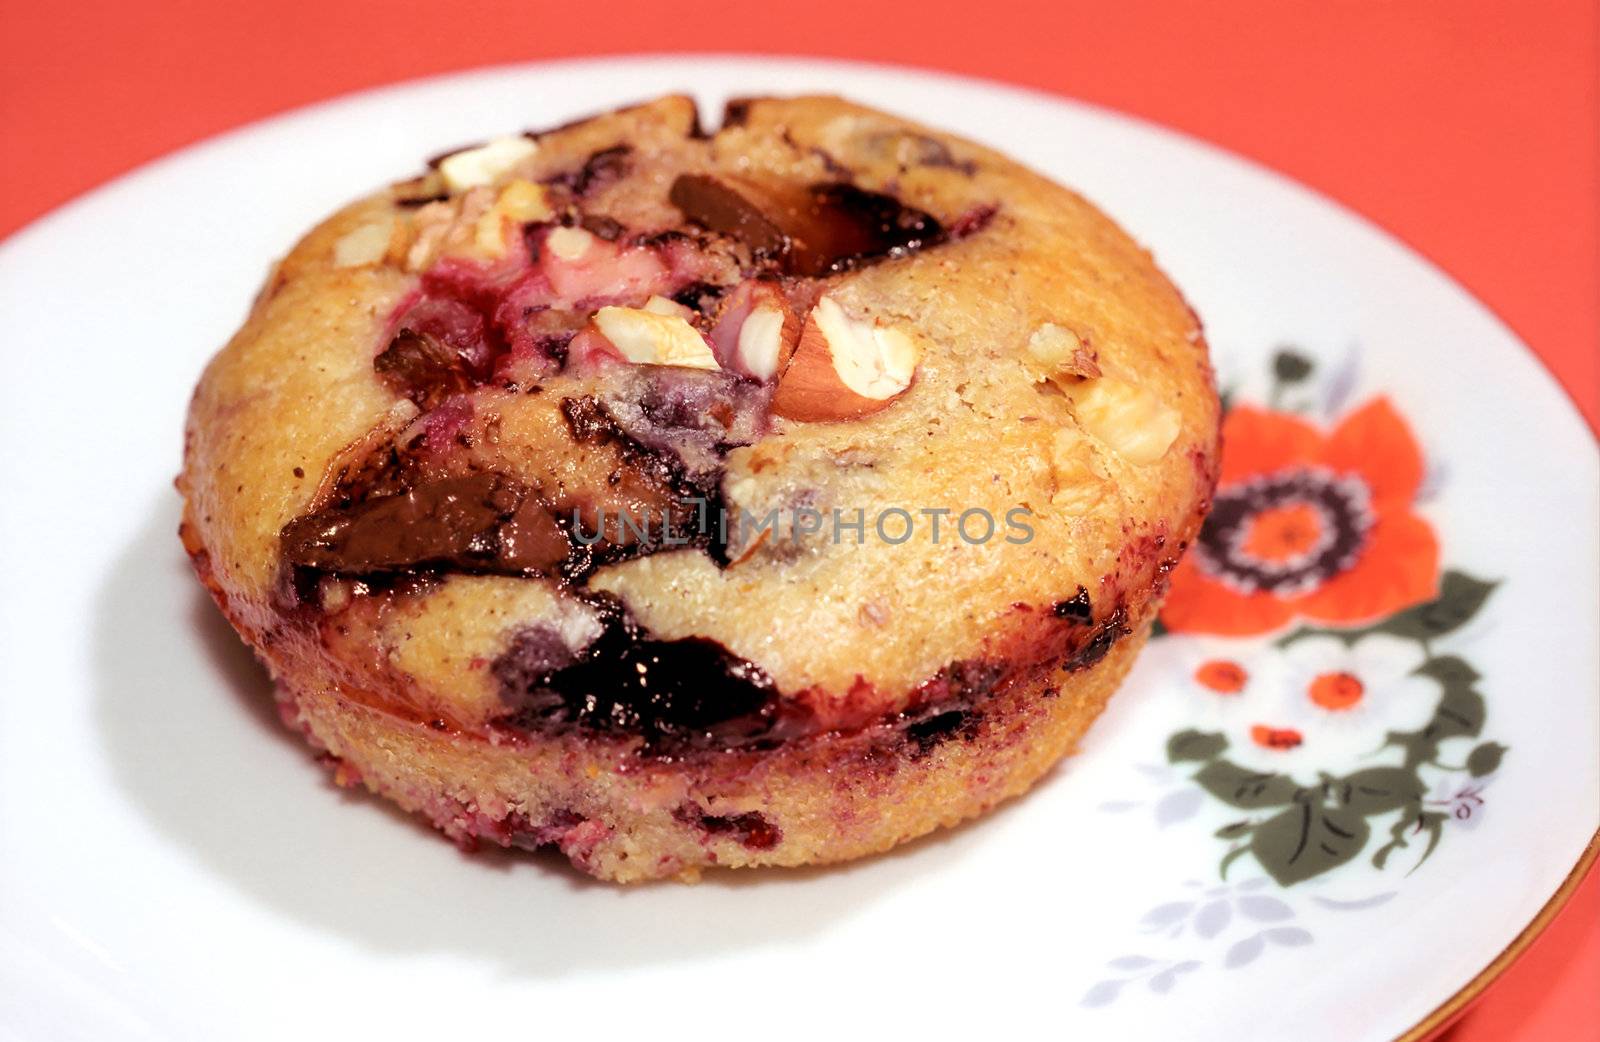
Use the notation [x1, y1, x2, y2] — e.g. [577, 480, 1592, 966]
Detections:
[902, 709, 977, 756]
[492, 593, 785, 751]
[275, 110, 1031, 752]
[674, 805, 782, 850]
[1051, 586, 1094, 622]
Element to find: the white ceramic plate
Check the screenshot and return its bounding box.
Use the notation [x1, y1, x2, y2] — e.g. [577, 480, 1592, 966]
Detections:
[1, 57, 1594, 1042]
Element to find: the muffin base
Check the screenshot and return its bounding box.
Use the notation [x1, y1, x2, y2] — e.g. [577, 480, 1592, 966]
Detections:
[278, 618, 1152, 882]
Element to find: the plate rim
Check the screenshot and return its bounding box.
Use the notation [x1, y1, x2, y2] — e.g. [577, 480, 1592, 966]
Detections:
[1, 53, 1594, 1040]
[1398, 830, 1599, 1041]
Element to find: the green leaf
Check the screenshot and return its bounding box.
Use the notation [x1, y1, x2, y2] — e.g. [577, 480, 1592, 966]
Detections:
[1372, 816, 1412, 870]
[1215, 820, 1254, 839]
[1220, 845, 1251, 879]
[1195, 760, 1301, 809]
[1425, 685, 1486, 741]
[1275, 623, 1357, 649]
[1272, 349, 1315, 384]
[1276, 572, 1498, 651]
[1372, 809, 1450, 873]
[1382, 728, 1436, 767]
[1467, 741, 1508, 777]
[1251, 803, 1372, 887]
[1335, 767, 1426, 815]
[1413, 656, 1481, 687]
[1407, 811, 1448, 872]
[1375, 571, 1498, 644]
[1168, 729, 1228, 763]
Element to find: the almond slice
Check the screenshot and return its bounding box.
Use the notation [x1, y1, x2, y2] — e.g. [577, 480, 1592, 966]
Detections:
[642, 294, 696, 320]
[591, 306, 720, 370]
[736, 303, 796, 381]
[437, 136, 539, 192]
[772, 296, 918, 421]
[332, 215, 399, 268]
[707, 281, 798, 380]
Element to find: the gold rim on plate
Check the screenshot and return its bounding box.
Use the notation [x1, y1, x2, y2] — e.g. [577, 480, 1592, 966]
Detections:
[1397, 828, 1600, 1041]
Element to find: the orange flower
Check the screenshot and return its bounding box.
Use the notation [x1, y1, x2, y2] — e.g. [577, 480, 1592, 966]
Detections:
[1162, 398, 1440, 636]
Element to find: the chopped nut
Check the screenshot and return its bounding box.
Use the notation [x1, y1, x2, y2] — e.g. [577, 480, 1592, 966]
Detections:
[642, 294, 696, 320]
[472, 179, 553, 257]
[772, 295, 919, 421]
[546, 225, 596, 262]
[591, 306, 720, 370]
[1065, 376, 1181, 465]
[496, 178, 551, 222]
[735, 303, 793, 381]
[332, 215, 398, 268]
[404, 199, 458, 271]
[437, 136, 539, 192]
[1025, 323, 1100, 384]
[1049, 428, 1114, 512]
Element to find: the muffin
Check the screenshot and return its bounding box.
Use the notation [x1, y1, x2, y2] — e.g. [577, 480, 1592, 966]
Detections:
[179, 94, 1220, 882]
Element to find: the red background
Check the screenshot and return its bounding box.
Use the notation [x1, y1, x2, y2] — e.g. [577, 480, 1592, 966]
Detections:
[2, 1, 1595, 1036]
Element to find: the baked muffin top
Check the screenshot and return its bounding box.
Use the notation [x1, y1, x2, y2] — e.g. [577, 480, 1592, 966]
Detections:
[181, 94, 1219, 752]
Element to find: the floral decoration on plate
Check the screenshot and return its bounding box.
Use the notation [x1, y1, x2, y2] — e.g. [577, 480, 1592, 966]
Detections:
[1084, 348, 1507, 1007]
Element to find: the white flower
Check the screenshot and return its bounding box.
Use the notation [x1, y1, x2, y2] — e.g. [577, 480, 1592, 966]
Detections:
[1158, 632, 1438, 776]
[1277, 634, 1437, 733]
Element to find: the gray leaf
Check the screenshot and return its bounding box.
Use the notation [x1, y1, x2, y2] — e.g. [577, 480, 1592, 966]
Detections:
[1140, 901, 1194, 930]
[1148, 967, 1181, 994]
[1195, 899, 1232, 939]
[1237, 895, 1294, 922]
[1155, 787, 1203, 827]
[1266, 927, 1313, 947]
[1080, 979, 1126, 1008]
[1108, 955, 1157, 970]
[1321, 347, 1361, 417]
[1225, 933, 1265, 968]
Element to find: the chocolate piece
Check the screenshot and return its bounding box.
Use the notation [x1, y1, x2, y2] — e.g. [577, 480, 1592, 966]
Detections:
[668, 174, 946, 276]
[578, 213, 625, 241]
[669, 174, 792, 260]
[374, 329, 478, 410]
[281, 473, 570, 577]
